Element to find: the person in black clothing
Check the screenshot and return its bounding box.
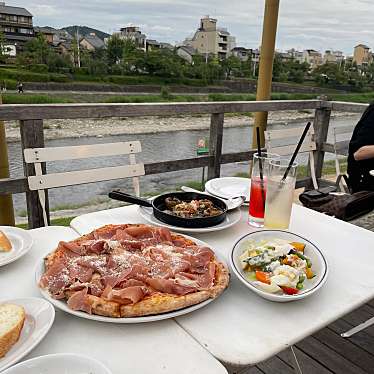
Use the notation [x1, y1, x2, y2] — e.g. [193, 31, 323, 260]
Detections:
[347, 103, 374, 192]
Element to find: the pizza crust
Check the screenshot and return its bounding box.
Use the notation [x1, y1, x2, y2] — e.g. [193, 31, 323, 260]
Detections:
[41, 224, 230, 318]
[120, 261, 229, 317]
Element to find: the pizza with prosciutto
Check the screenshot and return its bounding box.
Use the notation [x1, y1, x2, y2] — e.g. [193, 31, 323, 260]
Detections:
[39, 224, 229, 318]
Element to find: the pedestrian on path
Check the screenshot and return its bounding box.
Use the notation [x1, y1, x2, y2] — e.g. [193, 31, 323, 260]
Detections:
[17, 81, 24, 94]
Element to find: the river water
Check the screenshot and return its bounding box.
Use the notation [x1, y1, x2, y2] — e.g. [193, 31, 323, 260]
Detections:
[7, 115, 360, 213]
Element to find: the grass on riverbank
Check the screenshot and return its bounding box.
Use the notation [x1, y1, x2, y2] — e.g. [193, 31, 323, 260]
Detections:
[1, 94, 73, 104]
[17, 216, 74, 229]
[2, 91, 374, 105]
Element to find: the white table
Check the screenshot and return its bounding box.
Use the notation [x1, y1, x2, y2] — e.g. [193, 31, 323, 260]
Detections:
[70, 204, 374, 369]
[0, 226, 227, 374]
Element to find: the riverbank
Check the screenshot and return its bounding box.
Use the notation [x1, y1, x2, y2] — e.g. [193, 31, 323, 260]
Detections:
[5, 110, 356, 142]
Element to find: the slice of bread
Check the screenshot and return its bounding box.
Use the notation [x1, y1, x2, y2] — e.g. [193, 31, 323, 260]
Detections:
[0, 304, 25, 358]
[0, 230, 12, 252]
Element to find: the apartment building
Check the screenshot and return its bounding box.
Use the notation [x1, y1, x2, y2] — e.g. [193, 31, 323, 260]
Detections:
[287, 48, 304, 63]
[185, 16, 236, 59]
[323, 50, 344, 64]
[303, 49, 323, 69]
[0, 1, 33, 54]
[231, 47, 252, 62]
[113, 26, 146, 51]
[353, 44, 372, 66]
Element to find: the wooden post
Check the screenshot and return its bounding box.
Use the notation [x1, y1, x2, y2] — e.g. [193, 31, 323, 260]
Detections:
[20, 119, 50, 228]
[252, 0, 280, 148]
[312, 106, 332, 182]
[0, 95, 15, 226]
[208, 113, 224, 180]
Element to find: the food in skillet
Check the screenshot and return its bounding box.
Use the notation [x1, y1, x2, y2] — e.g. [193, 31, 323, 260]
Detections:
[39, 224, 229, 318]
[164, 197, 223, 218]
[239, 239, 315, 295]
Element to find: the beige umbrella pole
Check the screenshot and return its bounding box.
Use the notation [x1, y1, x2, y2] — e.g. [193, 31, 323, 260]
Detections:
[0, 94, 15, 225]
[252, 0, 280, 149]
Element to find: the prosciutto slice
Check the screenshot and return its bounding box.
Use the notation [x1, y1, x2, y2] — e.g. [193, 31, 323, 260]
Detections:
[67, 288, 92, 314]
[102, 285, 144, 305]
[146, 277, 197, 295]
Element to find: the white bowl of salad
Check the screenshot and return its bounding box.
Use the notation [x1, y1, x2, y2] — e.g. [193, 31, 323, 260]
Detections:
[230, 230, 328, 302]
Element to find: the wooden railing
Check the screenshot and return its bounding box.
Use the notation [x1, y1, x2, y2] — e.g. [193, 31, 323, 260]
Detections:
[0, 99, 368, 228]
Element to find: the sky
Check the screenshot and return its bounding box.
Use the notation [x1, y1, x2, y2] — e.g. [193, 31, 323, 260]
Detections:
[8, 0, 374, 55]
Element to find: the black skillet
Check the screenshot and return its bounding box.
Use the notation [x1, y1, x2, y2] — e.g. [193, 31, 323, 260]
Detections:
[108, 191, 228, 228]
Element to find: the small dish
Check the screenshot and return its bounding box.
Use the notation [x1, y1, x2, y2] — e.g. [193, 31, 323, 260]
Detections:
[230, 230, 328, 302]
[205, 177, 251, 204]
[0, 227, 33, 268]
[0, 298, 55, 372]
[2, 353, 112, 374]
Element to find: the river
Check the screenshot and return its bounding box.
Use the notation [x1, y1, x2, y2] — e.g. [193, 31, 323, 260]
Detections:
[7, 115, 360, 213]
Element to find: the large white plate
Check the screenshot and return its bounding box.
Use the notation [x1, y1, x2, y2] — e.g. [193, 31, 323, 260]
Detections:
[0, 298, 55, 372]
[35, 235, 228, 324]
[230, 230, 328, 302]
[205, 177, 251, 203]
[0, 227, 33, 268]
[2, 353, 112, 374]
[138, 206, 242, 233]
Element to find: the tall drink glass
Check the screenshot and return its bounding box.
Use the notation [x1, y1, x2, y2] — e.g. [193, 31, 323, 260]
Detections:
[248, 152, 279, 228]
[264, 159, 298, 230]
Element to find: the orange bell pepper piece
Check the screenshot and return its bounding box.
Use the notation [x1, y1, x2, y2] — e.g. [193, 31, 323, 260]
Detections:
[290, 242, 306, 252]
[255, 271, 271, 284]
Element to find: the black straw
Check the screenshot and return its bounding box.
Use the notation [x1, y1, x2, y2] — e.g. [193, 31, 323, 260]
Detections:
[256, 127, 264, 181]
[256, 127, 266, 208]
[282, 122, 312, 181]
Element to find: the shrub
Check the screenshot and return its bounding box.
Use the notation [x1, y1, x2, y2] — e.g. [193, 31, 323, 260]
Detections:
[49, 73, 70, 83]
[160, 86, 172, 99]
[29, 64, 48, 73]
[72, 67, 90, 75]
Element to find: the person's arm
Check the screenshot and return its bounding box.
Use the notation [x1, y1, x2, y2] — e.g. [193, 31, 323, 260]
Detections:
[354, 145, 374, 161]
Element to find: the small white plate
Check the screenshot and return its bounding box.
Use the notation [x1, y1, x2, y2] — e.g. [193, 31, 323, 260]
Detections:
[138, 206, 242, 234]
[36, 235, 228, 324]
[230, 230, 328, 302]
[2, 353, 112, 374]
[0, 227, 33, 268]
[205, 177, 251, 204]
[0, 298, 55, 372]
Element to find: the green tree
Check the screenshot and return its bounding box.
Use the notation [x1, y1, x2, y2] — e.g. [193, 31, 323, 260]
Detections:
[106, 34, 126, 65]
[313, 63, 347, 86]
[0, 30, 9, 63]
[22, 34, 50, 64]
[221, 55, 241, 78]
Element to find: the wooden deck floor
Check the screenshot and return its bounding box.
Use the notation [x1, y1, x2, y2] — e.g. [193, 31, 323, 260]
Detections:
[241, 213, 374, 374]
[241, 300, 374, 374]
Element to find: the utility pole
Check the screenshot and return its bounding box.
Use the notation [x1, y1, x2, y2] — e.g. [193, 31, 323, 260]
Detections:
[0, 94, 15, 226]
[252, 0, 280, 149]
[76, 26, 81, 68]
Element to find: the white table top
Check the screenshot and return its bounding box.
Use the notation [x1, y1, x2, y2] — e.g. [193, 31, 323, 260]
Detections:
[70, 204, 374, 367]
[0, 226, 227, 374]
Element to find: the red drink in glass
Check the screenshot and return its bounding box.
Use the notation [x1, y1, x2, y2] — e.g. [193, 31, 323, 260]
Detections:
[249, 176, 267, 219]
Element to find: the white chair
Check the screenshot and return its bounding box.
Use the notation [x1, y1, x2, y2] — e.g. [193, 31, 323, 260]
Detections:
[264, 126, 318, 189]
[331, 125, 352, 192]
[24, 141, 145, 227]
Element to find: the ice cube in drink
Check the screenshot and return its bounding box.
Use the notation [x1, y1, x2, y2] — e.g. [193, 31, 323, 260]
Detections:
[264, 177, 295, 230]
